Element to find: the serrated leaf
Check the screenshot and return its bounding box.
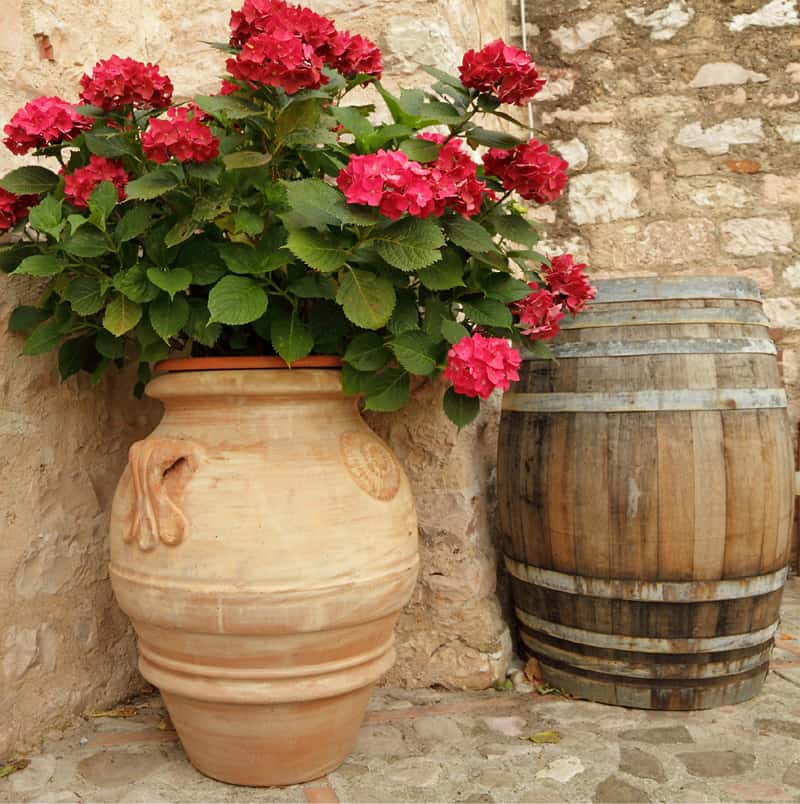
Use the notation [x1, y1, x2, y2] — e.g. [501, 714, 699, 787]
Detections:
[64, 276, 105, 315]
[149, 293, 190, 341]
[330, 105, 375, 138]
[286, 229, 351, 273]
[67, 214, 88, 235]
[90, 357, 111, 385]
[275, 98, 321, 142]
[13, 254, 64, 277]
[440, 318, 469, 344]
[95, 329, 125, 359]
[0, 165, 58, 194]
[282, 178, 368, 230]
[465, 126, 525, 149]
[389, 330, 438, 375]
[179, 240, 226, 285]
[460, 298, 512, 328]
[362, 368, 410, 412]
[88, 181, 119, 229]
[418, 248, 465, 290]
[223, 150, 272, 170]
[287, 273, 336, 299]
[208, 275, 267, 324]
[373, 217, 445, 271]
[270, 309, 314, 364]
[400, 138, 441, 163]
[185, 298, 222, 347]
[8, 305, 49, 332]
[125, 167, 181, 200]
[58, 336, 95, 380]
[217, 242, 285, 275]
[103, 294, 142, 336]
[115, 204, 155, 242]
[483, 274, 532, 303]
[84, 128, 136, 157]
[340, 363, 369, 395]
[163, 217, 197, 248]
[233, 208, 264, 236]
[146, 267, 192, 299]
[113, 264, 160, 302]
[28, 195, 64, 239]
[336, 269, 396, 330]
[22, 319, 61, 355]
[443, 385, 480, 428]
[445, 217, 499, 255]
[193, 191, 231, 222]
[194, 94, 264, 119]
[387, 292, 419, 335]
[62, 227, 112, 257]
[187, 162, 222, 183]
[343, 332, 390, 371]
[493, 214, 540, 247]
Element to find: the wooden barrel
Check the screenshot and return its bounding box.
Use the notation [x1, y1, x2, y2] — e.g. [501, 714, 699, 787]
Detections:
[497, 276, 794, 710]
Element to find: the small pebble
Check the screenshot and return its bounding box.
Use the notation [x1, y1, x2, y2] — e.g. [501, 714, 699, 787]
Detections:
[79, 737, 89, 745]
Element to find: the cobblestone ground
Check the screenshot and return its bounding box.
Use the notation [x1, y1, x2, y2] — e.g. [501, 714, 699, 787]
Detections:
[3, 578, 800, 804]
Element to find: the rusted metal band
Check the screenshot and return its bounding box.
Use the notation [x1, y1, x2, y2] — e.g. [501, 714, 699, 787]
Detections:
[504, 559, 789, 602]
[540, 338, 777, 360]
[515, 609, 779, 654]
[593, 277, 762, 304]
[520, 631, 772, 679]
[560, 307, 768, 330]
[502, 388, 787, 413]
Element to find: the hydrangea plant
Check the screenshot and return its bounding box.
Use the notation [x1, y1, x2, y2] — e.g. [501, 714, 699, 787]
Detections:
[0, 0, 595, 427]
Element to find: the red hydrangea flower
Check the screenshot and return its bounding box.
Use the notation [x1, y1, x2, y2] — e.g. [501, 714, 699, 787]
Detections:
[227, 28, 327, 94]
[3, 96, 92, 155]
[0, 188, 37, 232]
[419, 133, 487, 218]
[444, 333, 522, 399]
[219, 80, 240, 96]
[459, 39, 545, 105]
[483, 139, 568, 204]
[512, 287, 565, 340]
[327, 31, 383, 78]
[141, 107, 219, 164]
[544, 253, 596, 314]
[63, 156, 129, 209]
[337, 150, 441, 220]
[79, 56, 173, 111]
[230, 0, 336, 51]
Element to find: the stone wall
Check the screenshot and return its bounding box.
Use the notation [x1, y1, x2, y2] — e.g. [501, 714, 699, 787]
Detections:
[0, 0, 511, 755]
[513, 0, 800, 422]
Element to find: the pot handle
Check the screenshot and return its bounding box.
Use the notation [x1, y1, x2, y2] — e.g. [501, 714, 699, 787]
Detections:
[125, 438, 204, 552]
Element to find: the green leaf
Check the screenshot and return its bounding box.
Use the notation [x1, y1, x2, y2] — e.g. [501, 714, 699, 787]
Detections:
[336, 269, 396, 329]
[443, 385, 480, 429]
[374, 217, 445, 271]
[421, 294, 446, 340]
[64, 276, 106, 315]
[162, 216, 196, 248]
[362, 368, 410, 412]
[103, 294, 143, 336]
[62, 227, 112, 257]
[418, 248, 465, 290]
[465, 126, 525, 149]
[208, 275, 268, 325]
[90, 357, 111, 385]
[270, 309, 314, 364]
[84, 128, 136, 157]
[0, 165, 58, 194]
[125, 167, 181, 200]
[14, 254, 64, 277]
[144, 220, 181, 266]
[460, 298, 512, 328]
[287, 273, 336, 299]
[185, 298, 222, 347]
[286, 228, 351, 273]
[179, 240, 226, 285]
[9, 305, 49, 332]
[275, 98, 321, 142]
[420, 65, 469, 92]
[493, 214, 540, 247]
[223, 151, 272, 170]
[194, 94, 264, 119]
[22, 319, 62, 355]
[282, 178, 369, 230]
[343, 332, 390, 371]
[483, 274, 532, 303]
[149, 293, 190, 342]
[233, 208, 265, 236]
[361, 123, 415, 152]
[440, 318, 469, 344]
[114, 264, 160, 302]
[0, 243, 39, 273]
[330, 105, 375, 138]
[216, 242, 286, 275]
[28, 195, 64, 239]
[115, 204, 155, 242]
[193, 190, 231, 222]
[95, 329, 125, 359]
[387, 292, 419, 335]
[58, 336, 95, 380]
[88, 181, 119, 229]
[444, 217, 499, 255]
[67, 214, 88, 235]
[187, 162, 222, 183]
[522, 340, 555, 361]
[146, 267, 192, 299]
[341, 363, 369, 395]
[389, 330, 438, 375]
[400, 138, 441, 163]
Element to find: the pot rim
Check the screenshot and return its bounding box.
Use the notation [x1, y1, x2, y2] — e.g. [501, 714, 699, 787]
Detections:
[155, 356, 343, 373]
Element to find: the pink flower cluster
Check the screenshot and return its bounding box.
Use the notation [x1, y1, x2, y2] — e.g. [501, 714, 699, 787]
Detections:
[63, 156, 129, 209]
[227, 0, 381, 94]
[444, 333, 521, 399]
[483, 139, 568, 205]
[79, 56, 173, 111]
[459, 40, 545, 106]
[0, 188, 37, 232]
[512, 254, 596, 341]
[141, 106, 219, 164]
[3, 96, 92, 156]
[337, 140, 487, 221]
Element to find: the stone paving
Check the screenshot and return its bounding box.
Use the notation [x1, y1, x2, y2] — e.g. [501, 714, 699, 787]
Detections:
[3, 578, 800, 804]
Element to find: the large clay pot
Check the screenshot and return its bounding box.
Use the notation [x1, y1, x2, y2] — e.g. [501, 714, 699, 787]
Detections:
[109, 360, 419, 786]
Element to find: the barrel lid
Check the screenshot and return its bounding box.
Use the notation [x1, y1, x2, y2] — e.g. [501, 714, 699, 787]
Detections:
[592, 276, 762, 304]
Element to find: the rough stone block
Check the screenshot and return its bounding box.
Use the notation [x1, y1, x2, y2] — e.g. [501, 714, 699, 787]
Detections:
[675, 117, 764, 155]
[721, 216, 794, 255]
[568, 171, 642, 224]
[729, 0, 800, 31]
[625, 0, 695, 40]
[689, 62, 768, 87]
[550, 14, 615, 53]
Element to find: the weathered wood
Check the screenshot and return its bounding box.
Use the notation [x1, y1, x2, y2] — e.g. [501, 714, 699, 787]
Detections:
[496, 276, 795, 710]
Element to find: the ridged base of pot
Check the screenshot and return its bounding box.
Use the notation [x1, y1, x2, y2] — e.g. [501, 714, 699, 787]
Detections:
[161, 687, 373, 787]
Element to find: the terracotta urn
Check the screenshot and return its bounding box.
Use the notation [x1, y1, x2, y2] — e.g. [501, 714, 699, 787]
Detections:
[109, 358, 419, 786]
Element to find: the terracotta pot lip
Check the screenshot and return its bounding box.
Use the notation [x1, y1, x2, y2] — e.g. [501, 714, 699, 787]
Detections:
[155, 356, 343, 373]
